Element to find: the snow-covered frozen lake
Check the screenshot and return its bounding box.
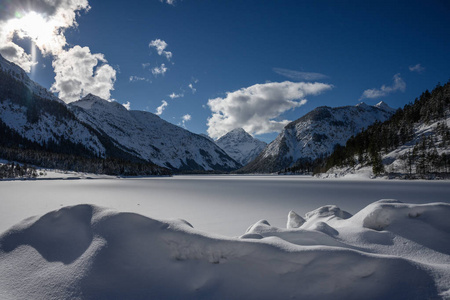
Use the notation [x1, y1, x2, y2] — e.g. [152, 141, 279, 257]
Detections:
[2, 175, 449, 236]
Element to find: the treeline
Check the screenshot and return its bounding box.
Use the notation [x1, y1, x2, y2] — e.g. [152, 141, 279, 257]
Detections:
[320, 81, 450, 177]
[0, 146, 171, 177]
[0, 162, 37, 179]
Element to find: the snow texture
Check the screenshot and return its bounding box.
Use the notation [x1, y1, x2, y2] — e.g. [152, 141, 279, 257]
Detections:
[0, 199, 448, 299]
[215, 128, 267, 166]
[69, 94, 240, 171]
[0, 100, 106, 156]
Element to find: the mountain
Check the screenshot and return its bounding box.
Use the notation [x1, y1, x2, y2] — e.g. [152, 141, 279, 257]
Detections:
[69, 94, 240, 171]
[239, 102, 395, 173]
[215, 128, 267, 166]
[0, 54, 237, 174]
[323, 82, 450, 179]
[0, 55, 105, 158]
[0, 54, 61, 103]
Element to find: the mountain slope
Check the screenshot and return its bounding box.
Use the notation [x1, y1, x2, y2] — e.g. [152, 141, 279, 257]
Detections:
[215, 128, 267, 166]
[0, 55, 171, 175]
[239, 102, 395, 173]
[0, 56, 105, 158]
[69, 94, 240, 171]
[323, 82, 450, 178]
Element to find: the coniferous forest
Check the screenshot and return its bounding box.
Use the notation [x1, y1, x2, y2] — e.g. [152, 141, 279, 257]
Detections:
[319, 81, 450, 178]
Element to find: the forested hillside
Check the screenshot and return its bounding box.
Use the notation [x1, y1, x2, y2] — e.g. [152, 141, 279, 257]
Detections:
[321, 81, 450, 178]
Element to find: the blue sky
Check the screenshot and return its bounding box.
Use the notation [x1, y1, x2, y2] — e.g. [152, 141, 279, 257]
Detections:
[1, 0, 449, 142]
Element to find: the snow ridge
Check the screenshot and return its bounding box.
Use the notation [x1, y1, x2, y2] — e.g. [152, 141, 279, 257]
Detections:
[0, 200, 448, 299]
[215, 128, 267, 166]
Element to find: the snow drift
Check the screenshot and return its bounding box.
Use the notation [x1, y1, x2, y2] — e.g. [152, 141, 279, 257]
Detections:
[1, 200, 449, 299]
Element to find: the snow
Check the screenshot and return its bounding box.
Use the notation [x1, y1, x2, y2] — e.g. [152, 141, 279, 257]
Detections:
[69, 94, 239, 171]
[1, 192, 449, 299]
[324, 114, 450, 179]
[246, 102, 395, 172]
[215, 128, 267, 165]
[0, 54, 62, 103]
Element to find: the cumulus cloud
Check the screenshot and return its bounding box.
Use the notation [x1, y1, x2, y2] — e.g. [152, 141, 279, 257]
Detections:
[149, 39, 172, 60]
[50, 45, 116, 103]
[273, 68, 328, 81]
[152, 63, 168, 76]
[0, 0, 90, 71]
[360, 73, 406, 100]
[156, 100, 168, 115]
[169, 92, 183, 99]
[409, 63, 425, 73]
[207, 81, 333, 139]
[123, 101, 131, 110]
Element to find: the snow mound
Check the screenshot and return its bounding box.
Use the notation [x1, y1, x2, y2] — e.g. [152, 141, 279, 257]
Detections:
[1, 201, 449, 299]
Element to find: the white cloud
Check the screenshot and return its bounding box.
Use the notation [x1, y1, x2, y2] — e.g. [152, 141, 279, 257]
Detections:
[273, 68, 328, 81]
[0, 0, 90, 72]
[188, 83, 196, 94]
[360, 73, 406, 100]
[169, 92, 184, 99]
[129, 76, 150, 83]
[51, 45, 116, 103]
[160, 0, 177, 5]
[207, 81, 333, 139]
[152, 63, 168, 76]
[180, 114, 191, 128]
[156, 100, 168, 115]
[123, 101, 131, 110]
[409, 63, 425, 73]
[142, 63, 151, 69]
[149, 39, 172, 60]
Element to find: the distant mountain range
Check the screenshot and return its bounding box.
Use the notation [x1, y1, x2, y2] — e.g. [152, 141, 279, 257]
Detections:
[215, 128, 267, 166]
[0, 54, 239, 174]
[3, 53, 444, 178]
[239, 102, 395, 173]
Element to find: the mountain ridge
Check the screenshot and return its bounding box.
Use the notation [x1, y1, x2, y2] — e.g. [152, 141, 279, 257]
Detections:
[238, 102, 395, 173]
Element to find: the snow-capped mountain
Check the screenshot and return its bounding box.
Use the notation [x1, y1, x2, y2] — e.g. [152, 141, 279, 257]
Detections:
[0, 54, 238, 172]
[239, 103, 395, 173]
[0, 55, 106, 157]
[69, 94, 240, 171]
[215, 128, 267, 166]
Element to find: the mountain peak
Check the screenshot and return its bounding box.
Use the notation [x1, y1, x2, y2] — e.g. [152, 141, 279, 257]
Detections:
[216, 128, 267, 166]
[72, 94, 124, 111]
[375, 101, 395, 112]
[356, 102, 369, 108]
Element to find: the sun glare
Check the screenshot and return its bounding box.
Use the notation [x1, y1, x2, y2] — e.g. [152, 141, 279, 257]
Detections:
[5, 11, 60, 55]
[17, 12, 54, 47]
